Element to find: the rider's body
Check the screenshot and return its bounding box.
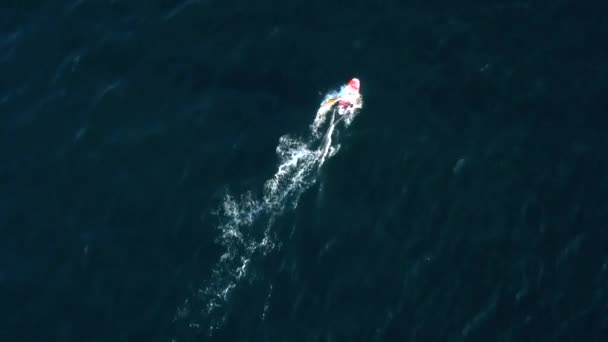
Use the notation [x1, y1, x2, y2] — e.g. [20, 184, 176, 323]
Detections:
[337, 78, 361, 115]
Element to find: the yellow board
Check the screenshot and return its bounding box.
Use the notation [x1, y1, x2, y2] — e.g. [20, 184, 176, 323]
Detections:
[320, 97, 339, 109]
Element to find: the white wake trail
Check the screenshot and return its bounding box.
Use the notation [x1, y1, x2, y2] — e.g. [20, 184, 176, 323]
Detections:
[174, 82, 362, 337]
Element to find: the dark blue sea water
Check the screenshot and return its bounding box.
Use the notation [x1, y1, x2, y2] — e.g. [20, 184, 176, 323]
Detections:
[2, 1, 608, 341]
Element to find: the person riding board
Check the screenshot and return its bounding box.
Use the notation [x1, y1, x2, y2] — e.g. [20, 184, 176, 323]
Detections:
[337, 78, 361, 115]
[317, 78, 362, 116]
[312, 77, 363, 136]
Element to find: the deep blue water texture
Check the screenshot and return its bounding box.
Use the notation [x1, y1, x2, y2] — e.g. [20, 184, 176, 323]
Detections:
[2, 1, 608, 341]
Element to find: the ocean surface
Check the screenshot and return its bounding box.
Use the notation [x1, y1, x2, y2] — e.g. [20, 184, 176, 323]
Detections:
[2, 1, 608, 341]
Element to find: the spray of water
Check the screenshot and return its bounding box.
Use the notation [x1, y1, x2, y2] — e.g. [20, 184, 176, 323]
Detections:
[174, 82, 362, 337]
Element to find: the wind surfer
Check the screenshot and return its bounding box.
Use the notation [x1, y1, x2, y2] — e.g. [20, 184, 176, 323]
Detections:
[336, 78, 362, 115]
[317, 78, 363, 116]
